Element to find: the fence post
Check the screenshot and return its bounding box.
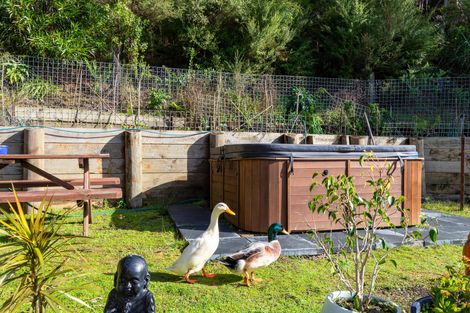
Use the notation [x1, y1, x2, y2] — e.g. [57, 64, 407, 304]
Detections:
[283, 133, 300, 144]
[368, 72, 376, 104]
[125, 130, 143, 208]
[306, 135, 315, 144]
[409, 137, 426, 198]
[23, 128, 45, 213]
[210, 132, 225, 149]
[210, 132, 225, 159]
[460, 114, 466, 210]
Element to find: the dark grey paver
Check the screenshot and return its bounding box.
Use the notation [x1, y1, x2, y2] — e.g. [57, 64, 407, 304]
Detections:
[168, 204, 211, 227]
[245, 234, 322, 256]
[211, 237, 251, 260]
[423, 210, 470, 226]
[168, 205, 470, 258]
[424, 230, 468, 246]
[374, 229, 406, 248]
[179, 225, 240, 241]
[298, 231, 347, 247]
[168, 203, 241, 242]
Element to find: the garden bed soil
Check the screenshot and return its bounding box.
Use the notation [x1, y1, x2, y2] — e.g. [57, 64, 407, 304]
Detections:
[337, 298, 399, 313]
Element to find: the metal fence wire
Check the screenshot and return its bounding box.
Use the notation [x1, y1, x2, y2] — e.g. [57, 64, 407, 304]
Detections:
[0, 55, 469, 136]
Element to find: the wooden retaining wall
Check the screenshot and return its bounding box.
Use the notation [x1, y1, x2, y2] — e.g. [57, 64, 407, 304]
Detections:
[424, 137, 470, 200]
[0, 129, 466, 206]
[0, 128, 212, 206]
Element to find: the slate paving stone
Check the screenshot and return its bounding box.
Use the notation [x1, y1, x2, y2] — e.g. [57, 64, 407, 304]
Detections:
[168, 204, 240, 240]
[168, 204, 470, 257]
[374, 229, 405, 248]
[245, 234, 322, 256]
[440, 216, 470, 227]
[423, 210, 470, 226]
[424, 230, 468, 246]
[298, 231, 348, 247]
[421, 210, 444, 218]
[168, 204, 211, 227]
[428, 220, 469, 230]
[389, 226, 428, 236]
[439, 224, 470, 235]
[179, 225, 240, 241]
[211, 237, 251, 260]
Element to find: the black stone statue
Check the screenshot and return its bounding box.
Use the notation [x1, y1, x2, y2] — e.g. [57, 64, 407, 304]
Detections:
[104, 255, 155, 313]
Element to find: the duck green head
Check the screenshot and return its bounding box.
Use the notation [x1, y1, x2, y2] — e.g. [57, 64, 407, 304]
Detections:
[267, 223, 289, 242]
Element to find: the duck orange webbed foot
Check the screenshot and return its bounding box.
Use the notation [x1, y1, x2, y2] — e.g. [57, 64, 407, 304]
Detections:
[202, 268, 217, 278]
[243, 270, 251, 287]
[184, 272, 197, 284]
[250, 272, 263, 285]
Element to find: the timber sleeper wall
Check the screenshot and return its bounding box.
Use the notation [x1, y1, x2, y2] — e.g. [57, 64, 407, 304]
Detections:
[0, 128, 211, 207]
[0, 128, 466, 207]
[424, 137, 470, 199]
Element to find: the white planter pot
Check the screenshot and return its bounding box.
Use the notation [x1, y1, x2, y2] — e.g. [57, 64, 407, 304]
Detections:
[320, 291, 403, 313]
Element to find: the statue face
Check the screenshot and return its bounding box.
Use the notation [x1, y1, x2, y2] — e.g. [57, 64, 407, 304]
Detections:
[116, 262, 148, 298]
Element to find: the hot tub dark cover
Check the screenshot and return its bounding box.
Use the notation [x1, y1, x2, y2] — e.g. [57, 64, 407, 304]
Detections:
[221, 144, 418, 159]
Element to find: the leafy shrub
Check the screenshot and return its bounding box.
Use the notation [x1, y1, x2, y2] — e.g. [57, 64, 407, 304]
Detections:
[322, 100, 365, 136]
[367, 103, 386, 136]
[343, 100, 364, 135]
[289, 87, 315, 112]
[301, 0, 441, 78]
[288, 87, 323, 134]
[436, 0, 470, 76]
[422, 266, 470, 313]
[4, 62, 29, 85]
[168, 101, 185, 111]
[20, 79, 59, 101]
[148, 89, 169, 110]
[304, 113, 323, 134]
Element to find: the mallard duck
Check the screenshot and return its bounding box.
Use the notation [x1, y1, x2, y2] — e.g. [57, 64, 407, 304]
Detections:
[166, 202, 235, 284]
[219, 223, 288, 287]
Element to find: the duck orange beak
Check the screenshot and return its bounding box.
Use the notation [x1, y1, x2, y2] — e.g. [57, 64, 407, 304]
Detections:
[225, 208, 236, 216]
[281, 229, 290, 235]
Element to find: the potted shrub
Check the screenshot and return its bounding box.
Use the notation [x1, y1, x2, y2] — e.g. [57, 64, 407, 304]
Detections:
[309, 153, 437, 313]
[410, 266, 470, 313]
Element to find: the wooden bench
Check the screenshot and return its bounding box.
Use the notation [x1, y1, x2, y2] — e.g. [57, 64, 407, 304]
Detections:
[0, 154, 123, 236]
[0, 178, 122, 236]
[0, 177, 121, 188]
[0, 185, 122, 202]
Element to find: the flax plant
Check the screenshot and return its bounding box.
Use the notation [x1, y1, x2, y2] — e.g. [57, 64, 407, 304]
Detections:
[0, 189, 89, 312]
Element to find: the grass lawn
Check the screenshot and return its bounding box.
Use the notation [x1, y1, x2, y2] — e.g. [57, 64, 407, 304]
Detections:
[0, 201, 465, 312]
[423, 199, 470, 218]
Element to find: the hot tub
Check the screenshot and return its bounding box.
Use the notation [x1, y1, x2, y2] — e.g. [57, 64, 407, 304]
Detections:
[210, 144, 422, 232]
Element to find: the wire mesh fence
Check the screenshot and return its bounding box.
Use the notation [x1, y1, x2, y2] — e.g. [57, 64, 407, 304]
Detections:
[0, 55, 468, 136]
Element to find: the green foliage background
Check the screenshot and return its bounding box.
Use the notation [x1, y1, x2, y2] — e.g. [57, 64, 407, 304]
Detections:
[1, 0, 469, 78]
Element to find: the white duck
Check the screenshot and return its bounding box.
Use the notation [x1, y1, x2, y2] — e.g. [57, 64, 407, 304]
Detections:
[166, 202, 235, 284]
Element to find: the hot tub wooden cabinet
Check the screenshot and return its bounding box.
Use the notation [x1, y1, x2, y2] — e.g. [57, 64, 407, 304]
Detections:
[210, 144, 422, 233]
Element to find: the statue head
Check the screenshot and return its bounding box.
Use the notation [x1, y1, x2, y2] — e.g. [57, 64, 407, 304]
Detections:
[114, 255, 150, 299]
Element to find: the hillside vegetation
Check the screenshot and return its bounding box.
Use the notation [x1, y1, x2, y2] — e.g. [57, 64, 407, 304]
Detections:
[1, 0, 470, 78]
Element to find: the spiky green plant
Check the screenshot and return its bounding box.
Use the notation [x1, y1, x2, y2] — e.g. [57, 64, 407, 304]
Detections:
[0, 189, 89, 313]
